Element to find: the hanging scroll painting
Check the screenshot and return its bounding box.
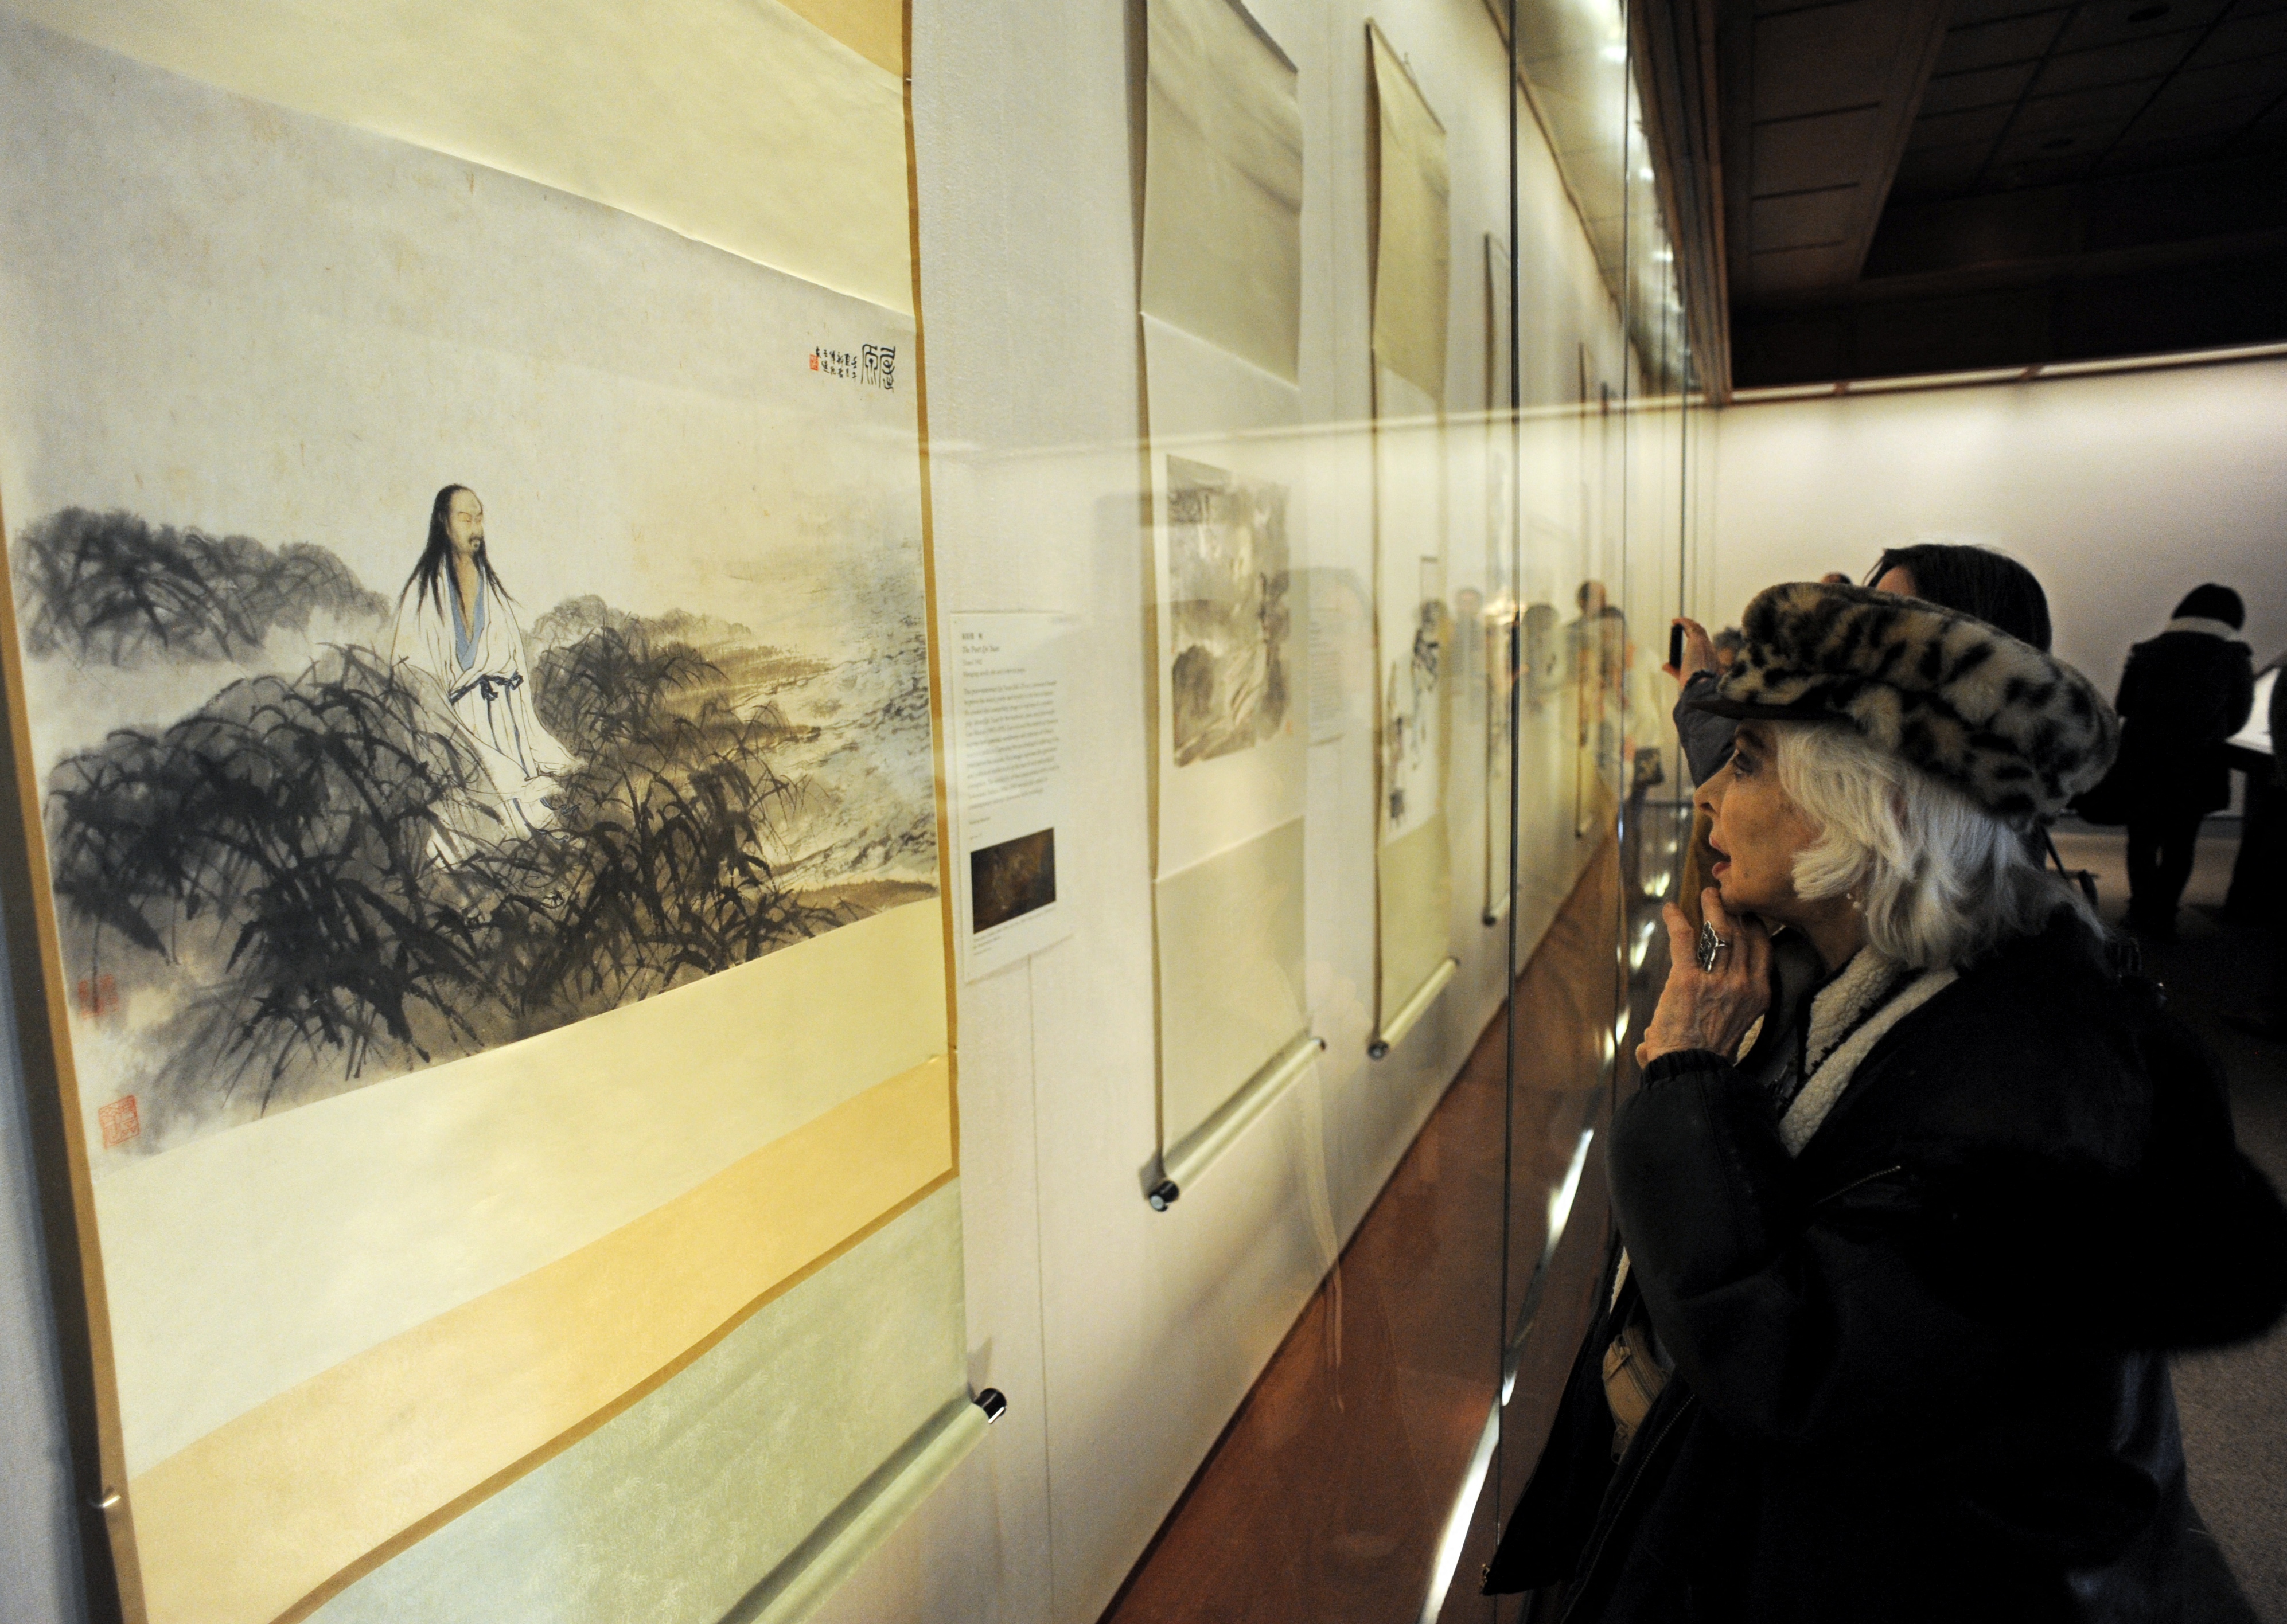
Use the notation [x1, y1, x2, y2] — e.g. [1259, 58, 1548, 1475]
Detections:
[0, 9, 967, 1623]
[1367, 21, 1458, 1052]
[1483, 232, 1519, 926]
[1139, 0, 1314, 1161]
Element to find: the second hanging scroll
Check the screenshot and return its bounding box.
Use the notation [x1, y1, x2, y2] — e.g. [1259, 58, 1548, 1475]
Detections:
[1367, 22, 1457, 1056]
[1139, 0, 1316, 1179]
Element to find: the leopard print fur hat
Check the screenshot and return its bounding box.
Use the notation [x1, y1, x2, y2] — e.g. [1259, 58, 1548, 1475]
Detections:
[1691, 581, 2118, 829]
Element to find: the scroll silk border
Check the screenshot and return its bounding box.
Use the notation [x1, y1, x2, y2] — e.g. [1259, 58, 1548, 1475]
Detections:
[134, 1060, 954, 1624]
[5, 0, 914, 314]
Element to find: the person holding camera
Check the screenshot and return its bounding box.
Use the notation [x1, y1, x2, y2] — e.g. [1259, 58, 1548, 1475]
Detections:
[1486, 581, 2287, 1622]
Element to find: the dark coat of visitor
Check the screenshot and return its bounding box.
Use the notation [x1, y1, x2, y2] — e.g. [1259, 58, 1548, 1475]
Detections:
[1485, 915, 2287, 1622]
[2113, 624, 2256, 818]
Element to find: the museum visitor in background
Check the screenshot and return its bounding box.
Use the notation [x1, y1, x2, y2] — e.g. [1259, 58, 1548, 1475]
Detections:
[1486, 580, 2287, 1621]
[2106, 584, 2255, 942]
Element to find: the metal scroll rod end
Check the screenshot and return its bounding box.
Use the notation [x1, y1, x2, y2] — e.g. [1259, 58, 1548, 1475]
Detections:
[1146, 1178, 1180, 1211]
[88, 1488, 121, 1512]
[973, 1388, 1008, 1424]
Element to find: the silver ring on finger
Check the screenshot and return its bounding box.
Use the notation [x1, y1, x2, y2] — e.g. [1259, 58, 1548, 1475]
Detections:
[1696, 920, 1729, 974]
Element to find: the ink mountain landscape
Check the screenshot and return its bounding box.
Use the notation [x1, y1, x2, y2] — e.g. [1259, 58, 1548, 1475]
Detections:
[1166, 456, 1292, 767]
[17, 503, 935, 1155]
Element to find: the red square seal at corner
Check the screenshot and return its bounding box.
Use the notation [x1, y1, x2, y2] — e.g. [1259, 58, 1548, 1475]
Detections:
[98, 1095, 140, 1149]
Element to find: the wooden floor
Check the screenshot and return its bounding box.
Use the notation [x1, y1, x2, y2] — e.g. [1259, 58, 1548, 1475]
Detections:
[1102, 844, 1627, 1624]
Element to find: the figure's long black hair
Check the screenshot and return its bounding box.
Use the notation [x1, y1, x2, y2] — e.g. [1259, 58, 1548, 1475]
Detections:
[402, 484, 510, 618]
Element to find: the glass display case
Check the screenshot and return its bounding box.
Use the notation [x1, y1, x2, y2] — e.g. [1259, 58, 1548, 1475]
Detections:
[0, 0, 1712, 1620]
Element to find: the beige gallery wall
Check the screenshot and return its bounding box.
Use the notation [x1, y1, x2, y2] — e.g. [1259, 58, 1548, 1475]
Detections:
[1706, 359, 2287, 702]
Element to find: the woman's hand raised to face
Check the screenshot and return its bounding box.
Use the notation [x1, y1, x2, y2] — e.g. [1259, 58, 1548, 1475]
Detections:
[1637, 888, 1773, 1067]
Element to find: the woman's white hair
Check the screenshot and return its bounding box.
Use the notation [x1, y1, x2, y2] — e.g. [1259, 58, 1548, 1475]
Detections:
[1771, 721, 2093, 970]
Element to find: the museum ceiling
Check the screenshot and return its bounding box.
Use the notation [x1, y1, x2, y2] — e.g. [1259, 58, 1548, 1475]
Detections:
[1639, 0, 2287, 392]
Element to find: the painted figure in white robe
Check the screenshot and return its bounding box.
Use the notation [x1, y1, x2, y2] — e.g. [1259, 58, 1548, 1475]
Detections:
[391, 485, 572, 857]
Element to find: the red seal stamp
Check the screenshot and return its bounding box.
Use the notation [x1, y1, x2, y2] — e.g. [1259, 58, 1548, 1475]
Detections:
[98, 1096, 140, 1149]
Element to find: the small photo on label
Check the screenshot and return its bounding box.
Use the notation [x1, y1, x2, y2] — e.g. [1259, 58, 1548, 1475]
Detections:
[971, 828, 1057, 932]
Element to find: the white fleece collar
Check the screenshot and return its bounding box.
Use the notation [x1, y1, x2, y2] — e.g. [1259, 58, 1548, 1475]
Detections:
[1779, 950, 1957, 1157]
[2164, 617, 2243, 641]
[1803, 948, 1906, 1073]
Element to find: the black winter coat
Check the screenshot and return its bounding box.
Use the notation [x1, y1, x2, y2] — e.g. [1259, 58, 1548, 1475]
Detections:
[1485, 917, 2287, 1622]
[2113, 629, 2255, 817]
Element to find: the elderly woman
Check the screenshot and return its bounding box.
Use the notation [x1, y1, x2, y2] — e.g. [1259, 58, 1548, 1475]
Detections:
[1487, 583, 2287, 1621]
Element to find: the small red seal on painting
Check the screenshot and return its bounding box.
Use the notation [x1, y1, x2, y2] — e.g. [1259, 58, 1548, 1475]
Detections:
[77, 974, 118, 1018]
[98, 1095, 140, 1149]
